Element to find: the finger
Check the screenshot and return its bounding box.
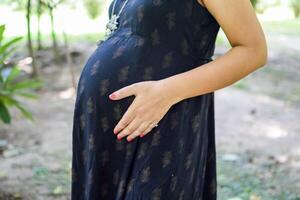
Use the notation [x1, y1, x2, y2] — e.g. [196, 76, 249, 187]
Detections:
[109, 83, 139, 100]
[140, 120, 159, 137]
[113, 98, 138, 134]
[140, 124, 155, 138]
[116, 117, 142, 140]
[127, 122, 149, 141]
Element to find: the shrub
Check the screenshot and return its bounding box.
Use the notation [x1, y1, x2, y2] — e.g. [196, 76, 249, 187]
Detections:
[0, 24, 42, 124]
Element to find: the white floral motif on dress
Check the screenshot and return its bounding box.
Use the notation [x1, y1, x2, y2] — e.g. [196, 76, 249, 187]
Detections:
[126, 143, 134, 157]
[151, 29, 160, 45]
[162, 151, 172, 168]
[170, 175, 177, 192]
[185, 152, 193, 170]
[152, 0, 162, 6]
[100, 116, 110, 132]
[136, 38, 145, 47]
[79, 77, 85, 95]
[82, 149, 88, 166]
[80, 114, 86, 131]
[99, 79, 110, 96]
[113, 103, 122, 120]
[86, 97, 93, 114]
[117, 179, 126, 197]
[137, 142, 148, 159]
[162, 52, 173, 69]
[192, 113, 201, 133]
[137, 5, 144, 22]
[127, 177, 135, 192]
[150, 130, 161, 147]
[88, 134, 95, 151]
[166, 12, 176, 30]
[189, 166, 195, 184]
[151, 187, 162, 200]
[118, 66, 130, 82]
[112, 46, 126, 59]
[181, 38, 189, 55]
[140, 166, 150, 183]
[90, 59, 101, 76]
[143, 66, 153, 80]
[100, 150, 109, 166]
[113, 169, 120, 185]
[178, 189, 185, 200]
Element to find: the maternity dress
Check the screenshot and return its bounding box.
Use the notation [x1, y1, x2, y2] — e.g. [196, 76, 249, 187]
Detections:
[71, 0, 220, 198]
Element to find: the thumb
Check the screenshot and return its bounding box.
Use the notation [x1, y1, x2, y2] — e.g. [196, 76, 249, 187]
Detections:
[108, 83, 138, 100]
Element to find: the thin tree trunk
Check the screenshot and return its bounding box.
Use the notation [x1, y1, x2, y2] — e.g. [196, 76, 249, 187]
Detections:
[49, 5, 59, 62]
[26, 0, 39, 77]
[37, 0, 43, 50]
[62, 30, 76, 90]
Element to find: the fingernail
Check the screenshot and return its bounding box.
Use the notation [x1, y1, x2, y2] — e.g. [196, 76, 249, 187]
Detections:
[127, 137, 132, 142]
[140, 134, 144, 138]
[109, 93, 117, 99]
[117, 136, 122, 140]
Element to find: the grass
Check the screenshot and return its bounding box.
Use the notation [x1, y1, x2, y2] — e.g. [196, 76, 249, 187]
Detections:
[31, 151, 71, 197]
[217, 155, 300, 200]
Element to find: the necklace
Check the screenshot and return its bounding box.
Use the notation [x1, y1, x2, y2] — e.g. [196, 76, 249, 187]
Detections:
[97, 0, 129, 45]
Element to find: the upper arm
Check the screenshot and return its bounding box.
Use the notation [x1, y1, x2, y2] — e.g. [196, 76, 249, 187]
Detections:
[200, 0, 267, 56]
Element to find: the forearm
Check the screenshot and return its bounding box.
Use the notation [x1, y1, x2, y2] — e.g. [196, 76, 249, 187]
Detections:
[160, 45, 267, 104]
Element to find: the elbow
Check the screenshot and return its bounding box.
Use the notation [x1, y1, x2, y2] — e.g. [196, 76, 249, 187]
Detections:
[258, 43, 268, 67]
[254, 36, 268, 67]
[248, 41, 268, 68]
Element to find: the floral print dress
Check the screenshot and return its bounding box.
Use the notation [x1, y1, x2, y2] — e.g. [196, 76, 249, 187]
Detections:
[71, 0, 220, 199]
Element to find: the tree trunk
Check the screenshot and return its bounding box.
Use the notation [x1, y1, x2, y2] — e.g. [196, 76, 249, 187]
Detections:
[37, 0, 43, 50]
[49, 6, 59, 62]
[62, 30, 76, 90]
[26, 0, 39, 77]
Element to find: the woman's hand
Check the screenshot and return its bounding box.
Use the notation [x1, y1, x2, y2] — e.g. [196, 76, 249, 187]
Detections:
[108, 79, 180, 142]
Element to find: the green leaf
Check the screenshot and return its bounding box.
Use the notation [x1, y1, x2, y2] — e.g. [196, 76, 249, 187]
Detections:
[0, 36, 23, 55]
[15, 92, 39, 99]
[11, 79, 43, 90]
[7, 98, 34, 121]
[0, 24, 5, 45]
[0, 45, 19, 64]
[0, 100, 11, 124]
[4, 66, 21, 83]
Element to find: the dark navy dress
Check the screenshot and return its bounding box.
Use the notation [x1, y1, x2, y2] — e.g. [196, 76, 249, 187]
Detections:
[71, 0, 220, 198]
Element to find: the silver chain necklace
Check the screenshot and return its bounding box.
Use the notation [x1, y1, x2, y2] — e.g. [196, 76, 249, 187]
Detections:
[97, 0, 129, 45]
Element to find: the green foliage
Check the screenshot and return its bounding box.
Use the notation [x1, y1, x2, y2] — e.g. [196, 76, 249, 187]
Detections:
[0, 24, 42, 124]
[251, 0, 280, 14]
[250, 0, 259, 9]
[290, 0, 300, 18]
[84, 0, 104, 19]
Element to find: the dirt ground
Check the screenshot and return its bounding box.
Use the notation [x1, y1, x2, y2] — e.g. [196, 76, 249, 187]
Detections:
[0, 30, 299, 199]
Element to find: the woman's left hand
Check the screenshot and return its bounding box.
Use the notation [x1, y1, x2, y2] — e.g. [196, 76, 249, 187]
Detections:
[108, 80, 178, 142]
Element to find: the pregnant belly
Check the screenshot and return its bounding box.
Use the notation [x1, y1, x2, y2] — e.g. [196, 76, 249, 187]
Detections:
[75, 34, 200, 113]
[74, 36, 145, 121]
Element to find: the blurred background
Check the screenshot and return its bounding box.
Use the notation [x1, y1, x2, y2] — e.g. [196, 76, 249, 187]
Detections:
[0, 0, 299, 199]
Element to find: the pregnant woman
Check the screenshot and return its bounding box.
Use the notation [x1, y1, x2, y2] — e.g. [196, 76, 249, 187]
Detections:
[71, 0, 267, 199]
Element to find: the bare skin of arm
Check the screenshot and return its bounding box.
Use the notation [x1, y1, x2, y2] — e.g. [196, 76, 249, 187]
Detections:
[109, 0, 268, 142]
[163, 0, 268, 103]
